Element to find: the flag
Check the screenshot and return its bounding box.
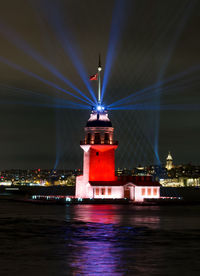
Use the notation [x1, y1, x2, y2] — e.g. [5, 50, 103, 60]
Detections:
[90, 73, 98, 81]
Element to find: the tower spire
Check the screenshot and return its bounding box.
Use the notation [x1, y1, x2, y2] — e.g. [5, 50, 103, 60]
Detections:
[98, 54, 102, 104]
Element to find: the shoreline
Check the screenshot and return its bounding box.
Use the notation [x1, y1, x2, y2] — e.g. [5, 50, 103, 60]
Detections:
[1, 186, 200, 206]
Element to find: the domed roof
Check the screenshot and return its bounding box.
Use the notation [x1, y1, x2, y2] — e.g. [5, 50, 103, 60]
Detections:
[86, 110, 112, 127]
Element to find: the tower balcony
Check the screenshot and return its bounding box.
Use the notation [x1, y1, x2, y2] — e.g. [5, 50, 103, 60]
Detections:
[80, 140, 118, 145]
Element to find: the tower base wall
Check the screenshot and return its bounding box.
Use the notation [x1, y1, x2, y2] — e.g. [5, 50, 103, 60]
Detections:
[75, 178, 160, 201]
[75, 176, 93, 198]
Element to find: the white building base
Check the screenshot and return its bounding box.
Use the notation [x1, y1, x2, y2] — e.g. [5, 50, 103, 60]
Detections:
[76, 177, 160, 202]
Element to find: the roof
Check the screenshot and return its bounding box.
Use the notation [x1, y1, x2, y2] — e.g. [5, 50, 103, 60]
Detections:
[89, 176, 161, 187]
[90, 181, 124, 186]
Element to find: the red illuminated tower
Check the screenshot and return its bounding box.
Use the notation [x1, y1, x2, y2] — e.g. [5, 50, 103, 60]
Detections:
[76, 56, 118, 198]
[75, 107, 119, 198]
[75, 57, 161, 201]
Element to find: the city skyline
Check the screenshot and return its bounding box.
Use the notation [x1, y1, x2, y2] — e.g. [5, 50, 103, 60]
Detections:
[0, 0, 199, 169]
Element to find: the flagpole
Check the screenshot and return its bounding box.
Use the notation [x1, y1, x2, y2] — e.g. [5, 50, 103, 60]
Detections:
[98, 54, 102, 104]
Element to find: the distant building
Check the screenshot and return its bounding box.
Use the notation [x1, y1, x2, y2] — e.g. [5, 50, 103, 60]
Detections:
[166, 151, 173, 170]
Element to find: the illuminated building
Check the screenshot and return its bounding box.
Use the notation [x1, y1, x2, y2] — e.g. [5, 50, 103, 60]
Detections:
[75, 58, 160, 201]
[166, 151, 173, 170]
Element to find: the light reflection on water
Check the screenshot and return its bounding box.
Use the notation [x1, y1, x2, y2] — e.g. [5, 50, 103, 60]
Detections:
[72, 204, 161, 227]
[66, 205, 161, 275]
[0, 202, 200, 275]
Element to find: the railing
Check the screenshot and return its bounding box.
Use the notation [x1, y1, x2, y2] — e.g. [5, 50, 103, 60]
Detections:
[80, 140, 118, 145]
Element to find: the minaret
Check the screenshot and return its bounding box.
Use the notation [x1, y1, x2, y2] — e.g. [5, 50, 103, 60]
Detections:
[75, 57, 118, 198]
[165, 151, 173, 170]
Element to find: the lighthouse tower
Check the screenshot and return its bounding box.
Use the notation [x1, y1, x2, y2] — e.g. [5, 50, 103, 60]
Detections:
[75, 57, 161, 201]
[75, 57, 118, 198]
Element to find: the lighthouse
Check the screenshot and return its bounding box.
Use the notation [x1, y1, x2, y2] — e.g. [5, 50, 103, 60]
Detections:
[75, 57, 161, 201]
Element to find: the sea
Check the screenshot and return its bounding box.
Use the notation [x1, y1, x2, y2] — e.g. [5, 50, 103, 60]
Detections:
[0, 201, 200, 276]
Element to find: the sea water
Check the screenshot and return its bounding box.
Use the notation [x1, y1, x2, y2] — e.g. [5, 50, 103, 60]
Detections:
[0, 201, 200, 275]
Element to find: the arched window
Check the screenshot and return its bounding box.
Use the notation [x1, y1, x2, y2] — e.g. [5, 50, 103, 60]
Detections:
[86, 133, 91, 144]
[94, 133, 101, 144]
[104, 133, 109, 144]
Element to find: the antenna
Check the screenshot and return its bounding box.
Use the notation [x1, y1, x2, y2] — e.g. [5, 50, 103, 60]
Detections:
[98, 54, 102, 104]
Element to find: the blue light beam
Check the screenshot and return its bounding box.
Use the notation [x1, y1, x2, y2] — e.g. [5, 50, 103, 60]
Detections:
[0, 56, 92, 106]
[109, 103, 200, 111]
[125, 76, 200, 105]
[108, 64, 200, 108]
[101, 0, 128, 102]
[0, 21, 94, 105]
[38, 0, 97, 104]
[0, 84, 90, 110]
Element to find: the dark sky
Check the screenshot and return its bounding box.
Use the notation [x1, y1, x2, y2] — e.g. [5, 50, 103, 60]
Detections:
[0, 0, 199, 169]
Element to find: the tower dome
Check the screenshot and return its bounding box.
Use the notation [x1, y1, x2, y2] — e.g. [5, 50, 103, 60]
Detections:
[86, 109, 112, 127]
[81, 108, 117, 146]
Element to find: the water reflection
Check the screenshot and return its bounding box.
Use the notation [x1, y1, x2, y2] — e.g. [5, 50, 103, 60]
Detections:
[72, 204, 161, 228]
[65, 205, 161, 274]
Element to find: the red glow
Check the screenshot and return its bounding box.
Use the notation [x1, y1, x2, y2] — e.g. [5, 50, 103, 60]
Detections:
[89, 145, 117, 181]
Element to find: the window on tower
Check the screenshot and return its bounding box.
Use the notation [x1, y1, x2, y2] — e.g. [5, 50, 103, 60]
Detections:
[108, 188, 112, 195]
[104, 133, 109, 144]
[86, 133, 91, 144]
[101, 188, 105, 195]
[94, 133, 101, 144]
[96, 188, 99, 195]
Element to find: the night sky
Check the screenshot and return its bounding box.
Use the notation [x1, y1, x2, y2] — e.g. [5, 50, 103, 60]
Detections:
[0, 0, 199, 169]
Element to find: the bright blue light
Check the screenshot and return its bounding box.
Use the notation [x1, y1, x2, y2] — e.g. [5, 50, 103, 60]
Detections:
[96, 105, 105, 112]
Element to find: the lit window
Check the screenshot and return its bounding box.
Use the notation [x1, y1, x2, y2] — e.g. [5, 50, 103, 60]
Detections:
[101, 188, 105, 195]
[147, 188, 151, 196]
[108, 188, 111, 195]
[141, 188, 145, 196]
[96, 188, 99, 195]
[153, 188, 157, 196]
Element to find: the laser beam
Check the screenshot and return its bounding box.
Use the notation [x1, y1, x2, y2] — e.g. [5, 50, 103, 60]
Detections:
[101, 0, 128, 102]
[0, 21, 94, 105]
[37, 0, 97, 104]
[0, 56, 92, 106]
[108, 64, 200, 108]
